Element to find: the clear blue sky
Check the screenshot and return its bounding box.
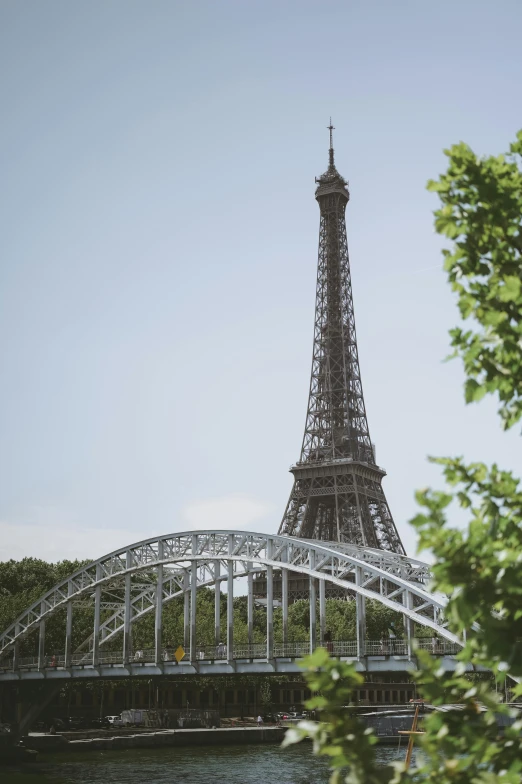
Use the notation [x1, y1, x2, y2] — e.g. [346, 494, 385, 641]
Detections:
[1, 0, 521, 561]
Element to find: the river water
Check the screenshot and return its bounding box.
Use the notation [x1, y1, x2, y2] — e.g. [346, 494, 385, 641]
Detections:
[3, 743, 411, 784]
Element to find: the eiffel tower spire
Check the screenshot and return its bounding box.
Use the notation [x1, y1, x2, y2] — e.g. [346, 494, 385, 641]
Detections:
[328, 117, 335, 168]
[278, 124, 405, 553]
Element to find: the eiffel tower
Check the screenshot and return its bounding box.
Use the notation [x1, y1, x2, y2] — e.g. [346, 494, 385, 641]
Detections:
[278, 123, 405, 554]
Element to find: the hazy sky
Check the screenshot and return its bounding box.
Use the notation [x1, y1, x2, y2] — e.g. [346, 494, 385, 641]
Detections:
[1, 0, 521, 563]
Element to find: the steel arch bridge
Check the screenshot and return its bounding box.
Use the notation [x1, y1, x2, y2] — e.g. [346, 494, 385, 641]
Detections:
[0, 531, 465, 681]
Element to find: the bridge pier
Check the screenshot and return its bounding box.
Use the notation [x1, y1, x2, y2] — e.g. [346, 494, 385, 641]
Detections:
[12, 681, 62, 741]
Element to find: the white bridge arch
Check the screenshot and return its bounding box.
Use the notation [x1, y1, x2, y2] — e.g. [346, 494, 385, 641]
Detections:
[0, 531, 462, 680]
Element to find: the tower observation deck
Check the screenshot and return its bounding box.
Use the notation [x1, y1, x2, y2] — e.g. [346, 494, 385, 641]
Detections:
[278, 123, 405, 554]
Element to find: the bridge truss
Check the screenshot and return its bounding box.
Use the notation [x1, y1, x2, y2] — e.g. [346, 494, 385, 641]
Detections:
[0, 531, 462, 680]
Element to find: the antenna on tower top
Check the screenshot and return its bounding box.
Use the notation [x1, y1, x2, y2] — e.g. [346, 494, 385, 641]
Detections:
[327, 118, 335, 167]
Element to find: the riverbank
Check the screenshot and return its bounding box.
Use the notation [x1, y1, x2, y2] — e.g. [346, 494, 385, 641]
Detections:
[22, 726, 286, 754]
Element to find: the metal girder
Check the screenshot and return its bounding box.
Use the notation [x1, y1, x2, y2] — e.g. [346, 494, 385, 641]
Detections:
[0, 531, 457, 662]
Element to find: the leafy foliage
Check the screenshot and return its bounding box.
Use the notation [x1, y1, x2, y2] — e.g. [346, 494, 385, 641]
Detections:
[287, 131, 522, 782]
[412, 460, 522, 681]
[412, 650, 522, 783]
[259, 679, 273, 709]
[427, 132, 522, 429]
[0, 558, 91, 656]
[283, 649, 393, 784]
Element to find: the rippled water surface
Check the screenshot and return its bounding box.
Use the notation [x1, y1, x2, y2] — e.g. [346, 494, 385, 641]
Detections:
[3, 744, 410, 784]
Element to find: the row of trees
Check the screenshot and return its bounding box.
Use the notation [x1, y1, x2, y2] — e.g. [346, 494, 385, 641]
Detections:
[0, 558, 406, 657]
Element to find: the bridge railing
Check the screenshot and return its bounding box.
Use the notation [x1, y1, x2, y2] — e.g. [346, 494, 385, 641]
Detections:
[0, 638, 461, 672]
[332, 640, 359, 657]
[365, 640, 408, 656]
[415, 638, 461, 655]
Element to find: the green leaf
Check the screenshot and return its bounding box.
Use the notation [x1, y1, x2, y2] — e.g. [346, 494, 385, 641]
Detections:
[464, 379, 487, 403]
[498, 275, 521, 302]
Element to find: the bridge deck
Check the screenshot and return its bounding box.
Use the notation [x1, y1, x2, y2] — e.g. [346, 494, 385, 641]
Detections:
[0, 655, 480, 681]
[0, 640, 481, 681]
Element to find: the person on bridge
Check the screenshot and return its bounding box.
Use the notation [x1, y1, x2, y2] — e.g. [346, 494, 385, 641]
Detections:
[324, 630, 334, 653]
[257, 715, 263, 727]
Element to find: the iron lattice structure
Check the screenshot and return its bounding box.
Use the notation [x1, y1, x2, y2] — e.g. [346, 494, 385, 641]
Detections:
[0, 530, 457, 679]
[278, 125, 405, 553]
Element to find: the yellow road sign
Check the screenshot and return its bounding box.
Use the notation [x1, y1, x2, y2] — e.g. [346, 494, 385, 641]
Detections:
[174, 645, 185, 663]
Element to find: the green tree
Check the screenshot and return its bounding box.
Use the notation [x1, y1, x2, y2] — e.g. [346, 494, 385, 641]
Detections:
[285, 132, 522, 783]
[259, 678, 273, 711]
[428, 131, 522, 428]
[0, 557, 92, 656]
[0, 564, 409, 659]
